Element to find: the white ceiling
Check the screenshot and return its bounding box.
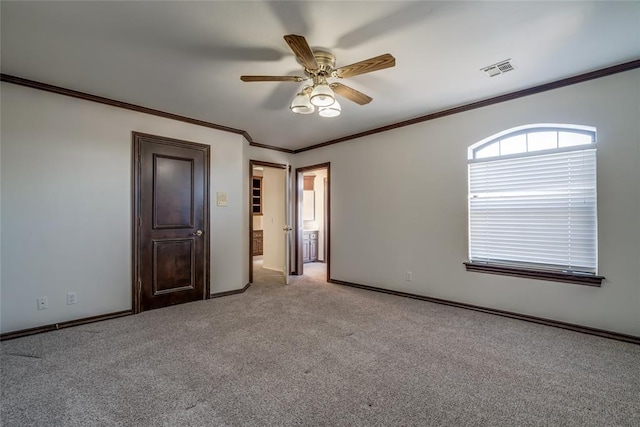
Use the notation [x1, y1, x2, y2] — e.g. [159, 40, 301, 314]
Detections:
[2, 1, 639, 151]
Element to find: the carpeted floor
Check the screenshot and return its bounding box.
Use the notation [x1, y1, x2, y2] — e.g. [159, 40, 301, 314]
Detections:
[1, 263, 639, 426]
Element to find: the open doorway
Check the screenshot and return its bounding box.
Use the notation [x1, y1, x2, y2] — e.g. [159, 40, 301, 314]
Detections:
[295, 163, 330, 281]
[249, 160, 290, 285]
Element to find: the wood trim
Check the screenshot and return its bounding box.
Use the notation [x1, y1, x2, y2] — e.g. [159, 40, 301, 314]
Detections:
[249, 141, 295, 154]
[251, 160, 289, 169]
[286, 164, 294, 276]
[328, 279, 639, 345]
[211, 283, 251, 298]
[1, 74, 248, 137]
[0, 73, 292, 154]
[295, 164, 332, 173]
[4, 59, 639, 155]
[132, 137, 142, 314]
[204, 146, 212, 300]
[0, 310, 132, 341]
[1, 282, 248, 340]
[132, 132, 211, 313]
[241, 131, 254, 143]
[293, 59, 640, 153]
[464, 262, 604, 286]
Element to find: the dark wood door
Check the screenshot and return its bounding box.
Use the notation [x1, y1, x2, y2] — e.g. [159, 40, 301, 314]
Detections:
[133, 132, 210, 313]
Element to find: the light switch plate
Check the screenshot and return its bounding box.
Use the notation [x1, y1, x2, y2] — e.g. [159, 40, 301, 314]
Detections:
[217, 192, 228, 207]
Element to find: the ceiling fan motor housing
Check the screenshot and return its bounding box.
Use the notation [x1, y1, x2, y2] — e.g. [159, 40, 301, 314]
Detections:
[305, 50, 336, 78]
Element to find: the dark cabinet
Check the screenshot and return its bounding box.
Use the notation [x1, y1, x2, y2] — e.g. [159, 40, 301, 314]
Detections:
[302, 230, 318, 263]
[252, 230, 263, 256]
[252, 177, 263, 215]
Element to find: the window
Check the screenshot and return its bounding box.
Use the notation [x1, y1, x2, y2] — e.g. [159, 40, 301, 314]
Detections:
[465, 124, 603, 286]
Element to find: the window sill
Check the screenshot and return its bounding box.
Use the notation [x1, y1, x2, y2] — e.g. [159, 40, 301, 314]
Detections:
[464, 262, 604, 287]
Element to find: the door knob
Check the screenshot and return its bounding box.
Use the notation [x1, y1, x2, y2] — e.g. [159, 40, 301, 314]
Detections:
[192, 230, 203, 236]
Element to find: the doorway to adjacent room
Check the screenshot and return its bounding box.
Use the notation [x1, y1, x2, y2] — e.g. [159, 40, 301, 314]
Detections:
[249, 160, 291, 285]
[295, 163, 330, 281]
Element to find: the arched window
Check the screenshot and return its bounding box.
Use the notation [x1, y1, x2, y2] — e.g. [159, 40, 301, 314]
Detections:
[466, 124, 602, 285]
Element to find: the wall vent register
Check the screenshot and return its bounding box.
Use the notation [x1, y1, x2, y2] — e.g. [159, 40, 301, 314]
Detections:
[482, 59, 515, 77]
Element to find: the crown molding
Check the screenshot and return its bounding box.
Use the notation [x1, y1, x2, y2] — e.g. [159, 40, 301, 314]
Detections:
[293, 58, 640, 153]
[0, 73, 251, 138]
[4, 58, 639, 155]
[248, 141, 295, 154]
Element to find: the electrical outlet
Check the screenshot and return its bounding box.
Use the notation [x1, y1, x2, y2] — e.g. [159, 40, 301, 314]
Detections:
[67, 292, 77, 305]
[37, 297, 48, 310]
[406, 271, 413, 281]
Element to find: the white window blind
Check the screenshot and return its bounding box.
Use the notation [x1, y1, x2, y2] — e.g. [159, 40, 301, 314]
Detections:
[469, 148, 597, 273]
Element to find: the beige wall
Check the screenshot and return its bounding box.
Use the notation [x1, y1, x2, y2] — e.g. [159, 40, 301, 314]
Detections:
[294, 69, 640, 336]
[2, 69, 638, 337]
[1, 83, 247, 333]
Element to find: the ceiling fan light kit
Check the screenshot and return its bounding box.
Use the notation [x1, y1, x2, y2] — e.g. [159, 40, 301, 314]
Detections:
[309, 79, 335, 107]
[290, 87, 315, 114]
[319, 100, 341, 118]
[241, 34, 395, 118]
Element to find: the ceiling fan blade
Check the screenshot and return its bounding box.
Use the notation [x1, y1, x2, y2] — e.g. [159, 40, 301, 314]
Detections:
[334, 53, 395, 79]
[283, 34, 319, 71]
[241, 75, 305, 82]
[330, 83, 373, 105]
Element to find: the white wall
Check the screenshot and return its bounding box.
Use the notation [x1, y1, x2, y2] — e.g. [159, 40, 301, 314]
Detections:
[3, 70, 637, 337]
[294, 69, 640, 336]
[262, 167, 286, 272]
[0, 83, 247, 333]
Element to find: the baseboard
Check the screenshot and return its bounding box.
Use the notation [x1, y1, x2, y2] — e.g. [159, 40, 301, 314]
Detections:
[328, 279, 640, 345]
[0, 310, 133, 341]
[1, 284, 252, 340]
[210, 283, 251, 298]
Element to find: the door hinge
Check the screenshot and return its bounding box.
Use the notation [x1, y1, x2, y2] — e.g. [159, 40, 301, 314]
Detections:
[137, 217, 142, 228]
[138, 279, 142, 292]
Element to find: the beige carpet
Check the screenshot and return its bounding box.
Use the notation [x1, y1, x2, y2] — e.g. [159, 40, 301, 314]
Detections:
[253, 256, 327, 283]
[2, 265, 639, 426]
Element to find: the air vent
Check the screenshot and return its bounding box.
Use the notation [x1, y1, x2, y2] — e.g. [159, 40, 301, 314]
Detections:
[482, 59, 515, 77]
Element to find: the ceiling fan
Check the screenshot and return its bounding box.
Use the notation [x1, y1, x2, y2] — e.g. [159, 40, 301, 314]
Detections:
[241, 34, 395, 117]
